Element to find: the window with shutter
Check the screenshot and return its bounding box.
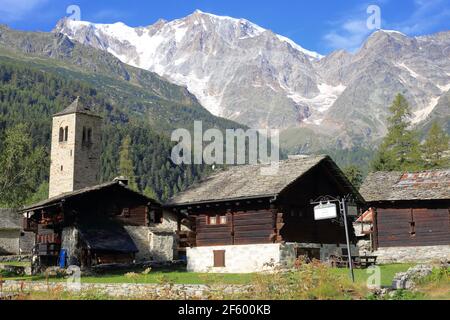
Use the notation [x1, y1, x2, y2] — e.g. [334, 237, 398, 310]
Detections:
[213, 250, 226, 268]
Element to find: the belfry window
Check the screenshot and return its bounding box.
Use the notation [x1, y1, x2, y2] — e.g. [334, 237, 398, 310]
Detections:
[59, 128, 64, 142]
[87, 128, 92, 143]
[82, 127, 86, 143]
[64, 126, 69, 142]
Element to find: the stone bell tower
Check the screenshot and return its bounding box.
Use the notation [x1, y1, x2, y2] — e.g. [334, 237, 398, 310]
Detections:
[48, 97, 102, 198]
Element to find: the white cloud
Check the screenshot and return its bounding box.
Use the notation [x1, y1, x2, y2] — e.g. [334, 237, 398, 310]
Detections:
[388, 0, 450, 35]
[323, 19, 372, 52]
[0, 0, 48, 22]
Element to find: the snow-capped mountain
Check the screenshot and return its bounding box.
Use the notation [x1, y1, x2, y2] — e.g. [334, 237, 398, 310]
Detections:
[55, 10, 327, 128]
[55, 10, 450, 148]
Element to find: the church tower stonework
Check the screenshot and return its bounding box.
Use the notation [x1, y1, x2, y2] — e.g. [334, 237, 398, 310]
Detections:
[49, 98, 102, 198]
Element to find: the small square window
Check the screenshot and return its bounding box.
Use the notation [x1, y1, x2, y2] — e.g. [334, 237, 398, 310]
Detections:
[220, 215, 227, 225]
[209, 216, 217, 225]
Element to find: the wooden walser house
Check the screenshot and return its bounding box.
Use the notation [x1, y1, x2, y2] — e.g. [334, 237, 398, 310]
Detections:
[20, 180, 163, 272]
[167, 156, 365, 273]
[359, 170, 450, 263]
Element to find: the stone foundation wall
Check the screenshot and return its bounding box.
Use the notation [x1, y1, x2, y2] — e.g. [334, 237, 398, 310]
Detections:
[375, 245, 450, 264]
[124, 226, 151, 262]
[19, 232, 35, 255]
[0, 255, 31, 262]
[187, 244, 282, 273]
[187, 243, 360, 273]
[2, 280, 250, 300]
[149, 231, 175, 262]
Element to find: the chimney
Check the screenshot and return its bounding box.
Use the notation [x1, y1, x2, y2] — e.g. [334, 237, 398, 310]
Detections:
[114, 176, 129, 186]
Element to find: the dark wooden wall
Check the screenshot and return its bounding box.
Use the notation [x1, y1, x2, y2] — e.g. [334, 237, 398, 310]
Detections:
[114, 206, 148, 226]
[195, 209, 275, 247]
[234, 210, 275, 245]
[277, 163, 355, 244]
[195, 213, 233, 246]
[376, 208, 450, 248]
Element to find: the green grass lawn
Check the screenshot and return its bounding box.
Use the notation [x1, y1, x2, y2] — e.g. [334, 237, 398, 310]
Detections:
[331, 264, 415, 287]
[2, 264, 414, 287]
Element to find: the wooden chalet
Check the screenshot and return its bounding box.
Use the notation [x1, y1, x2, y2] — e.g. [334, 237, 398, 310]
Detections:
[20, 179, 163, 272]
[166, 155, 365, 273]
[360, 170, 450, 262]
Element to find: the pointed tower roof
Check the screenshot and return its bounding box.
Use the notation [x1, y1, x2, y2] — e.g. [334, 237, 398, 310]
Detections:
[53, 97, 102, 118]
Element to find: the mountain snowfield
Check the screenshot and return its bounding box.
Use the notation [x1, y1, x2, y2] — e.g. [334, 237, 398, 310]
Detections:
[55, 10, 450, 149]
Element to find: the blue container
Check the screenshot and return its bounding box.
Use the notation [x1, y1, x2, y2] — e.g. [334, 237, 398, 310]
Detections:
[59, 249, 67, 268]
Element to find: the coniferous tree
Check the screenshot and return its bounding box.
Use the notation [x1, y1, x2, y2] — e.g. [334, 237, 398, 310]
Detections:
[143, 185, 159, 201]
[119, 135, 138, 191]
[371, 94, 422, 172]
[422, 122, 450, 169]
[342, 165, 364, 189]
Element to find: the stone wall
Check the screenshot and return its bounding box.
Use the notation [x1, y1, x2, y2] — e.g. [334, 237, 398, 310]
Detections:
[375, 245, 450, 264]
[61, 227, 80, 265]
[19, 232, 35, 255]
[2, 280, 250, 300]
[151, 211, 182, 231]
[187, 244, 282, 273]
[0, 230, 20, 255]
[149, 230, 175, 262]
[0, 255, 30, 262]
[124, 226, 151, 262]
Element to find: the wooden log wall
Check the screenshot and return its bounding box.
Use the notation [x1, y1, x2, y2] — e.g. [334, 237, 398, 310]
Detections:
[114, 205, 148, 226]
[195, 214, 233, 246]
[376, 208, 450, 247]
[195, 209, 275, 247]
[233, 210, 275, 245]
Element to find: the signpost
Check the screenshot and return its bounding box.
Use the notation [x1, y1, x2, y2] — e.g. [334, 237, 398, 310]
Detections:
[313, 202, 338, 221]
[311, 195, 357, 283]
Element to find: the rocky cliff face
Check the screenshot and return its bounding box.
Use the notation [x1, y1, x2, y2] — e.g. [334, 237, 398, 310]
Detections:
[56, 11, 450, 148]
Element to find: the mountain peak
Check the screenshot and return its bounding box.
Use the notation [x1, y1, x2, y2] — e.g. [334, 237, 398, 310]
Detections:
[371, 29, 408, 39]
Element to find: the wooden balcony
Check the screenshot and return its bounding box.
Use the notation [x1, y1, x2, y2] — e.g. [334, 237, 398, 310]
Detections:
[22, 218, 38, 232]
[177, 230, 196, 249]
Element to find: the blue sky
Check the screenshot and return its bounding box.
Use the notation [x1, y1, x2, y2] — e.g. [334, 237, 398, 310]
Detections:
[0, 0, 449, 54]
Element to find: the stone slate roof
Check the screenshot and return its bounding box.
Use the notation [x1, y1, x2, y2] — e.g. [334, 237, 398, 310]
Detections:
[0, 209, 21, 230]
[360, 169, 450, 202]
[21, 180, 159, 213]
[53, 97, 101, 118]
[167, 155, 362, 206]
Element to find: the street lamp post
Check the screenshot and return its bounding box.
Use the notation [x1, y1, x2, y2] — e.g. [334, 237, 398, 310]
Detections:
[311, 195, 357, 283]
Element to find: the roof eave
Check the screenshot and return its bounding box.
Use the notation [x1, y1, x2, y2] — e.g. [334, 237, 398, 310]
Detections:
[165, 194, 278, 209]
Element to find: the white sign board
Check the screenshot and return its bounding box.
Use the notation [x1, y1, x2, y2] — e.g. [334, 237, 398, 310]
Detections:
[314, 203, 338, 221]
